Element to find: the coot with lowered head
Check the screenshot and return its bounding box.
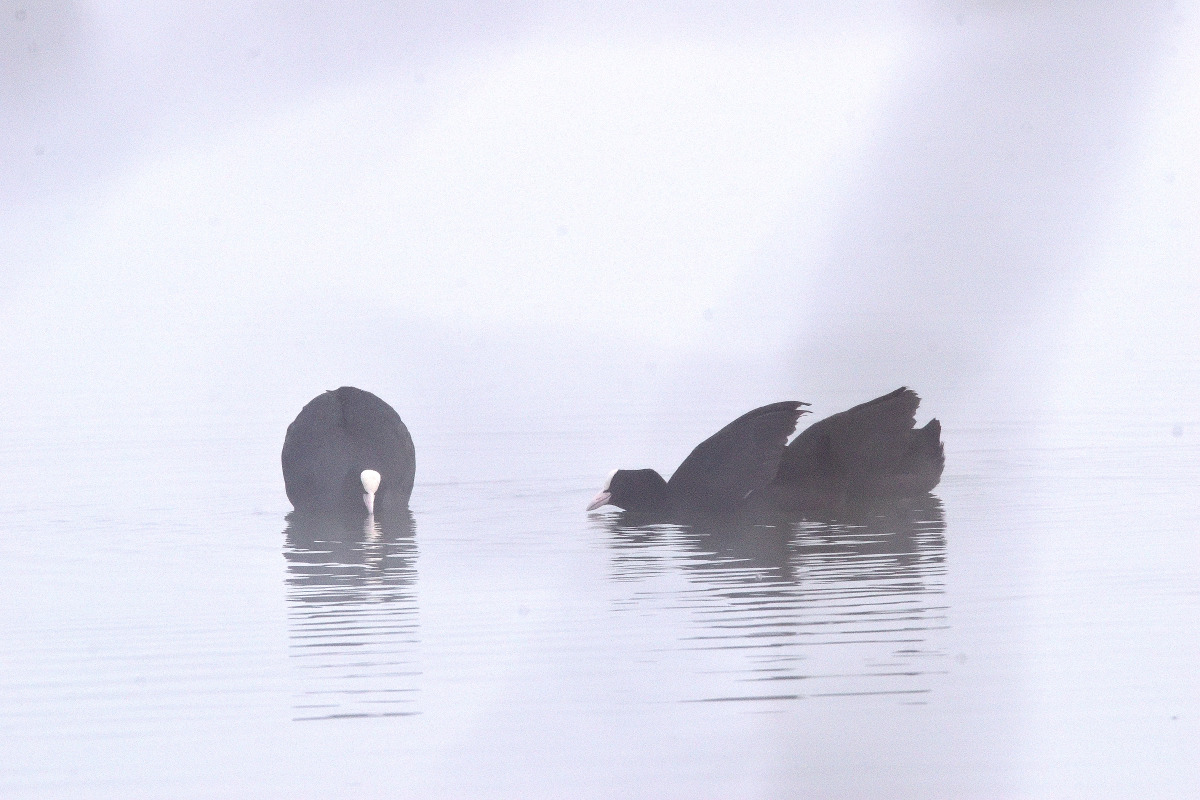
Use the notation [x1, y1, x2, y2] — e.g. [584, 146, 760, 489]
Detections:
[587, 387, 944, 515]
[282, 387, 415, 517]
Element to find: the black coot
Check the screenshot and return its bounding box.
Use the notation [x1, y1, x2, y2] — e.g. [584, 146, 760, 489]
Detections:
[587, 387, 944, 516]
[282, 387, 415, 517]
[587, 401, 809, 515]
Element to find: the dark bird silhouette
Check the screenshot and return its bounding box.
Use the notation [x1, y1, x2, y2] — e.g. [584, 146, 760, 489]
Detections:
[587, 401, 808, 515]
[587, 388, 943, 516]
[282, 387, 415, 518]
[764, 387, 944, 513]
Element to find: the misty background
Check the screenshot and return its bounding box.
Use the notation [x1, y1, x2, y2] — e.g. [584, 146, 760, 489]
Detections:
[3, 3, 1200, 797]
[4, 1, 1197, 437]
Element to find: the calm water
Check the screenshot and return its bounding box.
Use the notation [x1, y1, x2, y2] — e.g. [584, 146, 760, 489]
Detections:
[1, 387, 1197, 798]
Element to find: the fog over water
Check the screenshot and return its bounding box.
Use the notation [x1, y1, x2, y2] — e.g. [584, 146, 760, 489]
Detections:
[2, 2, 1199, 797]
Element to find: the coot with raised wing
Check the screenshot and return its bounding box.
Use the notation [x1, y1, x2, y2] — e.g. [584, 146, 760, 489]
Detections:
[587, 401, 809, 515]
[587, 388, 943, 516]
[282, 387, 415, 517]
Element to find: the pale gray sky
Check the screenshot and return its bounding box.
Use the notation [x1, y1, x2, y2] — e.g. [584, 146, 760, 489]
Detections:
[3, 1, 1197, 423]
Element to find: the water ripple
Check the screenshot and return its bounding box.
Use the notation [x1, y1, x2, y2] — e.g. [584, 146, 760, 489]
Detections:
[601, 496, 948, 705]
[283, 513, 420, 721]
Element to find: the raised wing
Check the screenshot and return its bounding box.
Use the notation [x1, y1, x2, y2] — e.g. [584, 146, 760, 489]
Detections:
[667, 401, 809, 511]
[776, 387, 943, 495]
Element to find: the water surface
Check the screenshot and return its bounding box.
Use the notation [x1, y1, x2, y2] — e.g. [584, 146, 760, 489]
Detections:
[1, 388, 1197, 798]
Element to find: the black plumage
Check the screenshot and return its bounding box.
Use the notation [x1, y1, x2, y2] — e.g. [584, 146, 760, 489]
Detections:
[588, 401, 809, 515]
[589, 388, 944, 516]
[765, 387, 944, 512]
[282, 387, 415, 517]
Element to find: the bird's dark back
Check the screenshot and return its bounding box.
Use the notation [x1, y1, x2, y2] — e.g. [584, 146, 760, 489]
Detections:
[282, 387, 415, 514]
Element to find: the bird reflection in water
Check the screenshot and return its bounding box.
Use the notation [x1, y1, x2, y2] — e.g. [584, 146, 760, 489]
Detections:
[601, 495, 948, 705]
[283, 511, 419, 721]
